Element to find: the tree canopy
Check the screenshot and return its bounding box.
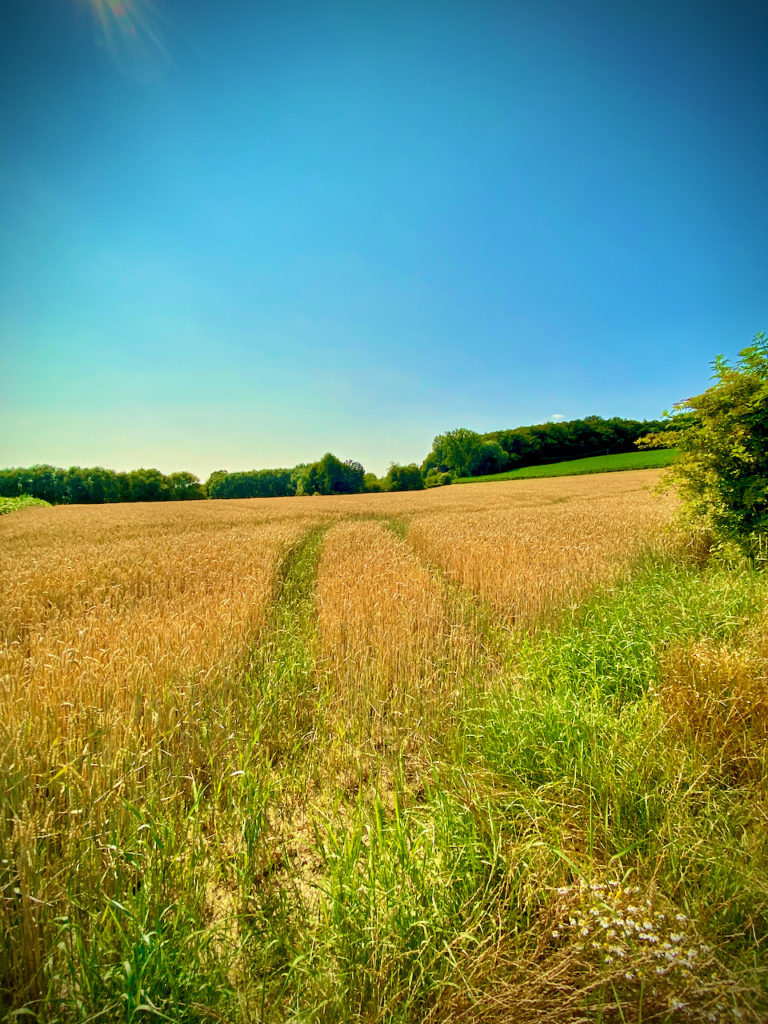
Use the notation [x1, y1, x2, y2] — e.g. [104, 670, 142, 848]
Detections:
[384, 463, 424, 492]
[424, 429, 489, 478]
[292, 454, 365, 496]
[422, 416, 670, 480]
[0, 465, 208, 505]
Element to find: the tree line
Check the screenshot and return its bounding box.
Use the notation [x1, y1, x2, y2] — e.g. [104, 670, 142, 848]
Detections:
[0, 465, 207, 505]
[0, 454, 428, 504]
[0, 415, 672, 505]
[422, 415, 669, 478]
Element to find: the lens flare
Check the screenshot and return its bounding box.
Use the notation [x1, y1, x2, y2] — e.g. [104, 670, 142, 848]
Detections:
[83, 0, 168, 79]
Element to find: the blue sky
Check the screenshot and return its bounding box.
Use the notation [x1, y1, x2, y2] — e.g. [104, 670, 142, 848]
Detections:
[1, 0, 765, 478]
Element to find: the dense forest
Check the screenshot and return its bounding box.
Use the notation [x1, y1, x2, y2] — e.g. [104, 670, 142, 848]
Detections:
[0, 415, 671, 504]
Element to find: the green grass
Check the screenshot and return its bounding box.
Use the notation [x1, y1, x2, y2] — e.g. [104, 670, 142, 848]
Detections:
[0, 494, 50, 514]
[455, 448, 679, 484]
[452, 553, 768, 1017]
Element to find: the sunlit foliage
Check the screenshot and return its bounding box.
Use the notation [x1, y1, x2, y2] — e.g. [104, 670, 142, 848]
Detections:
[639, 333, 768, 545]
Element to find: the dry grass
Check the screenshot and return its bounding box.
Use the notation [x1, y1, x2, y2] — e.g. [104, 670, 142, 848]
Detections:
[660, 624, 768, 784]
[423, 874, 762, 1023]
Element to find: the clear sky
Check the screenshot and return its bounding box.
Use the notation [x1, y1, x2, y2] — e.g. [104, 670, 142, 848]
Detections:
[1, 0, 766, 478]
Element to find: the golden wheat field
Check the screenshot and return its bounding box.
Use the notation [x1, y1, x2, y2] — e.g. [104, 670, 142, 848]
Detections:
[8, 470, 767, 1023]
[0, 470, 674, 742]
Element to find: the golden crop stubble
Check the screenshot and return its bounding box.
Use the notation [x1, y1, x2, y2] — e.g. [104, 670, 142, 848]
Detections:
[0, 502, 310, 754]
[317, 520, 474, 729]
[407, 473, 677, 625]
[660, 626, 768, 784]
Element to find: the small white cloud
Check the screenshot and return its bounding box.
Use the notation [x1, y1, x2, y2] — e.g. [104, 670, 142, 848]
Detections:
[550, 413, 565, 422]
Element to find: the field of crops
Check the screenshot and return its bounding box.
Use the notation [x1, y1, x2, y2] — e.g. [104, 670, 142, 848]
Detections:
[2, 470, 767, 1023]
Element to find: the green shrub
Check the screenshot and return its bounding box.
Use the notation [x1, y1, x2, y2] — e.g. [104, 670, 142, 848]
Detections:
[383, 463, 424, 491]
[0, 494, 50, 515]
[363, 472, 383, 492]
[425, 470, 452, 488]
[639, 333, 768, 546]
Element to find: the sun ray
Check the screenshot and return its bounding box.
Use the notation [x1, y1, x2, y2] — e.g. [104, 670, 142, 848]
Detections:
[81, 0, 169, 79]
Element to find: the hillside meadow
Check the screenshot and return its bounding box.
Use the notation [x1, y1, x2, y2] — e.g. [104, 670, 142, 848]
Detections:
[1, 470, 767, 1023]
[455, 449, 679, 485]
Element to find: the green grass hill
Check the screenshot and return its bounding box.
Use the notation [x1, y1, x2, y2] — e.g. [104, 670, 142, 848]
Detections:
[456, 448, 678, 484]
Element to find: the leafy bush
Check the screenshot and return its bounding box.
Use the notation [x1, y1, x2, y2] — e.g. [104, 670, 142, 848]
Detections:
[363, 472, 383, 492]
[383, 463, 424, 492]
[0, 494, 50, 515]
[639, 333, 768, 545]
[425, 470, 452, 488]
